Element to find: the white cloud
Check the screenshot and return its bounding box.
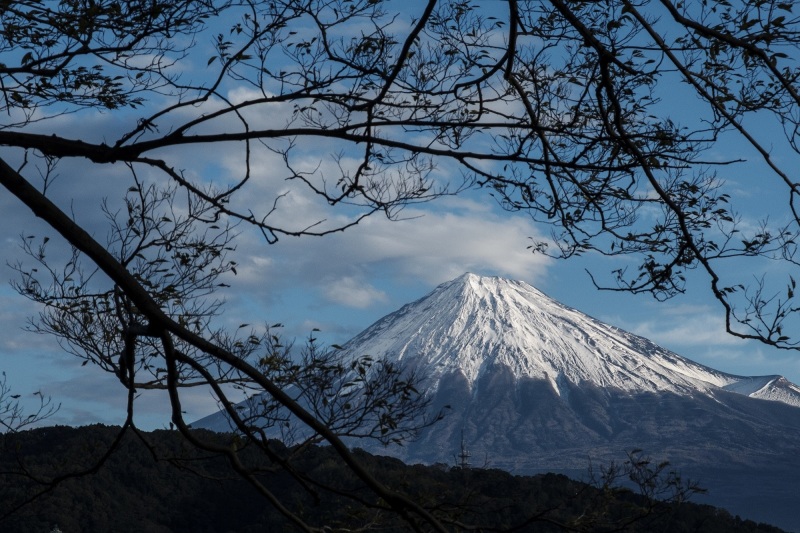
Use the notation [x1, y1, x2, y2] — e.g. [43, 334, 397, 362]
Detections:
[322, 276, 388, 308]
[222, 193, 552, 310]
[305, 195, 551, 285]
[625, 304, 746, 348]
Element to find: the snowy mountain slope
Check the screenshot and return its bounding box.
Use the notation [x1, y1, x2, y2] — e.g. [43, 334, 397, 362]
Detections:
[328, 273, 800, 530]
[338, 273, 800, 408]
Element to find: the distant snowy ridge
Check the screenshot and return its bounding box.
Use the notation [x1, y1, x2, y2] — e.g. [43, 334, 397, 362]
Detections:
[735, 375, 800, 405]
[337, 273, 800, 408]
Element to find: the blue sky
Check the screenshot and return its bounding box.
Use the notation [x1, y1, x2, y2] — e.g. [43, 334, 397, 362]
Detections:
[2, 163, 798, 430]
[2, 0, 800, 430]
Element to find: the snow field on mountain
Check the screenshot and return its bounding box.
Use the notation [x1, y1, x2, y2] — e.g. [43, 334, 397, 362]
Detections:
[339, 273, 800, 407]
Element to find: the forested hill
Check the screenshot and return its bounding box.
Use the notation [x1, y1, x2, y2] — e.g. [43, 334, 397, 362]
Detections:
[0, 425, 785, 532]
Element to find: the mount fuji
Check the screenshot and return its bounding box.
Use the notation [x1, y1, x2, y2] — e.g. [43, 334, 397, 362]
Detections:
[195, 273, 800, 530]
[340, 272, 800, 407]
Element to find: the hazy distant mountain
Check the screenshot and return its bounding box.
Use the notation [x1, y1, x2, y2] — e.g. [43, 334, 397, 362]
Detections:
[195, 273, 800, 531]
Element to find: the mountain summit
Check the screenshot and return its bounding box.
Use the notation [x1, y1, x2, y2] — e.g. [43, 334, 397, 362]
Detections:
[341, 272, 800, 407]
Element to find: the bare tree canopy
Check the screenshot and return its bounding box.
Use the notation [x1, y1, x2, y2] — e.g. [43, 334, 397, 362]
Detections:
[1, 0, 800, 530]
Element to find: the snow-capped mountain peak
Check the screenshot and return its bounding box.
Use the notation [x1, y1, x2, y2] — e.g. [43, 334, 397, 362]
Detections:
[193, 273, 800, 532]
[339, 273, 800, 407]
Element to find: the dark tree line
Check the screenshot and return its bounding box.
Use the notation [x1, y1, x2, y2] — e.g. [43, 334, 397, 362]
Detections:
[0, 425, 784, 533]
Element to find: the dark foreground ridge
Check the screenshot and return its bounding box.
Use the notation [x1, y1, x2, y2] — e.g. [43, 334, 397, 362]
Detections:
[0, 425, 786, 532]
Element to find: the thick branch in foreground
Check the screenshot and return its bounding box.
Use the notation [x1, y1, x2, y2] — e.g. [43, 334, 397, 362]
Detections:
[0, 157, 448, 531]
